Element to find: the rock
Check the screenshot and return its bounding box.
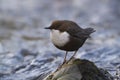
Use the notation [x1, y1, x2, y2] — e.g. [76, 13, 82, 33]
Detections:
[43, 58, 113, 80]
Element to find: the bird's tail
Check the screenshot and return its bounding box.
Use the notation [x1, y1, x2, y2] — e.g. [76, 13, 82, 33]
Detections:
[84, 28, 96, 34]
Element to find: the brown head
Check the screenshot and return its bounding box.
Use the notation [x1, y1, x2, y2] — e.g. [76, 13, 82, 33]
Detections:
[44, 20, 78, 30]
[44, 20, 64, 30]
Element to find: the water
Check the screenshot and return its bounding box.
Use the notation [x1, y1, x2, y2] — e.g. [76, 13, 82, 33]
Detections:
[0, 0, 120, 80]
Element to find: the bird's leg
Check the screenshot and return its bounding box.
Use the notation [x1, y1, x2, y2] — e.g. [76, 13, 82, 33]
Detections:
[67, 50, 78, 63]
[60, 51, 68, 67]
[63, 51, 68, 64]
[55, 51, 68, 72]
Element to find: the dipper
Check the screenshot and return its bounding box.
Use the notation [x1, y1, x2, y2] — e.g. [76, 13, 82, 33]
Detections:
[45, 20, 95, 64]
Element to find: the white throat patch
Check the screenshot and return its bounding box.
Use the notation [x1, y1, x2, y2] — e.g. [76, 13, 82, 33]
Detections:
[50, 29, 70, 47]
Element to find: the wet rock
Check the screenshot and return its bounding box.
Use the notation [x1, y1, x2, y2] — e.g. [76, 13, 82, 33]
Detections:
[43, 58, 113, 80]
[111, 65, 120, 80]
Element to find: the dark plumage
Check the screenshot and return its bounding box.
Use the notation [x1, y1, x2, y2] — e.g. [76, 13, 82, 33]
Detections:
[45, 20, 95, 65]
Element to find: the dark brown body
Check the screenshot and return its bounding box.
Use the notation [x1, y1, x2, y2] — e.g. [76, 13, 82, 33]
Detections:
[55, 36, 87, 51]
[45, 20, 95, 51]
[45, 20, 95, 66]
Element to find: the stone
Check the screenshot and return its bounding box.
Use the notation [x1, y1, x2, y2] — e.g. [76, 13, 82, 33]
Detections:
[43, 58, 113, 80]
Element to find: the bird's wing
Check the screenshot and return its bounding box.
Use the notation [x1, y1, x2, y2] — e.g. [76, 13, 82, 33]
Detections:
[59, 22, 90, 39]
[67, 26, 90, 38]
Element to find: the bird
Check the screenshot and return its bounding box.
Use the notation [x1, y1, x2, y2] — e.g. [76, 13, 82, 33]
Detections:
[45, 20, 95, 65]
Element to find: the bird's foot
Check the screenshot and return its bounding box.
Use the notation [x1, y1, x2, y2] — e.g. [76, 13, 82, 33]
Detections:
[62, 60, 67, 65]
[66, 56, 74, 64]
[55, 60, 67, 72]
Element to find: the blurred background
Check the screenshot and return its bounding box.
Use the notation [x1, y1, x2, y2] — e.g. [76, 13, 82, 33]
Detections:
[0, 0, 120, 80]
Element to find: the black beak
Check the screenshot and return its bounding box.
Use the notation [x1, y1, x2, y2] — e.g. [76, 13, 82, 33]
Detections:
[44, 27, 51, 29]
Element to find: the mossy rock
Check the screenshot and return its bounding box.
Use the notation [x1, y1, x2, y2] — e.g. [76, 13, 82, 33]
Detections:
[43, 58, 113, 80]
